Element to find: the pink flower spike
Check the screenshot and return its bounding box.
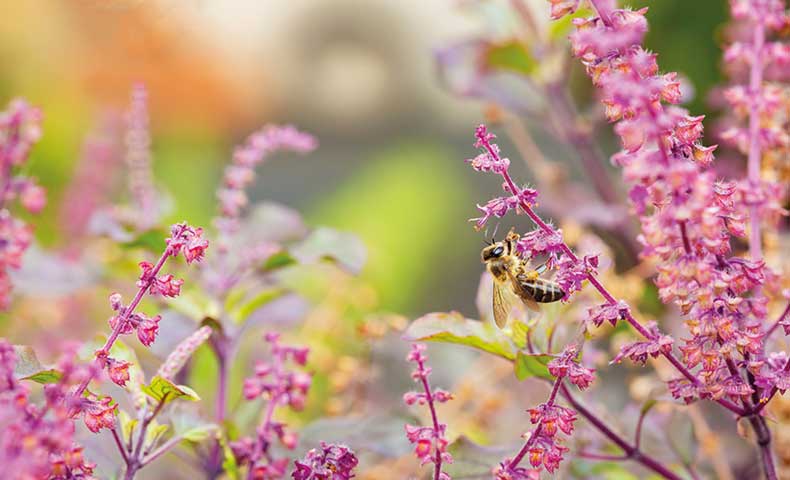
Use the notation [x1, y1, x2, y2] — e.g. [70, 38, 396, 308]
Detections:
[404, 344, 453, 477]
[232, 333, 313, 472]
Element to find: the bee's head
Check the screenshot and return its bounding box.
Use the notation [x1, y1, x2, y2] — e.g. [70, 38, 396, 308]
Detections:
[481, 240, 506, 262]
[481, 229, 520, 263]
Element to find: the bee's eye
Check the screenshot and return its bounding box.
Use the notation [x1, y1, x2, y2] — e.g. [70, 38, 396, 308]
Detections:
[492, 246, 504, 257]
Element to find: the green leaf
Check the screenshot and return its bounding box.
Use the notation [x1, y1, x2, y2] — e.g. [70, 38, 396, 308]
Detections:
[230, 288, 285, 324]
[261, 250, 297, 271]
[513, 352, 554, 381]
[485, 40, 537, 75]
[22, 369, 62, 384]
[142, 375, 201, 404]
[404, 312, 516, 361]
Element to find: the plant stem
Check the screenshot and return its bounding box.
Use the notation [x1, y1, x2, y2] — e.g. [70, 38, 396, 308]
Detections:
[561, 385, 683, 480]
[415, 353, 446, 480]
[112, 426, 130, 465]
[749, 415, 778, 480]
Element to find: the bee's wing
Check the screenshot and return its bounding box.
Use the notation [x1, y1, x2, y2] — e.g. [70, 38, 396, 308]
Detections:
[507, 270, 540, 312]
[492, 280, 512, 329]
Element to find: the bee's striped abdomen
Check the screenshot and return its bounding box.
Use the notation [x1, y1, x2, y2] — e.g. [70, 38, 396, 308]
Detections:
[521, 279, 565, 303]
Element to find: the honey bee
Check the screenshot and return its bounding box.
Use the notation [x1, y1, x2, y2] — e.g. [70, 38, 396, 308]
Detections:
[480, 230, 565, 328]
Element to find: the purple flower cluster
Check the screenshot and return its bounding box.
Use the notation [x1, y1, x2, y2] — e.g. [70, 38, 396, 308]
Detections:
[292, 442, 358, 480]
[557, 0, 789, 408]
[69, 222, 208, 431]
[468, 125, 539, 232]
[403, 344, 453, 480]
[215, 125, 317, 240]
[0, 99, 46, 309]
[231, 332, 312, 479]
[0, 341, 96, 478]
[719, 0, 789, 265]
[495, 346, 593, 478]
[205, 124, 317, 295]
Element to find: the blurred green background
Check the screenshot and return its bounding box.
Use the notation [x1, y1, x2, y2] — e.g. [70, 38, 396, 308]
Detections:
[0, 0, 728, 319]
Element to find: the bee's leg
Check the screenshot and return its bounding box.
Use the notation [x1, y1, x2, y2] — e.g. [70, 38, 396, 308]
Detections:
[524, 269, 540, 281]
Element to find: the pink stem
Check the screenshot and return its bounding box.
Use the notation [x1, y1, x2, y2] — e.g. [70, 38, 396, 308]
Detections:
[415, 354, 445, 480]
